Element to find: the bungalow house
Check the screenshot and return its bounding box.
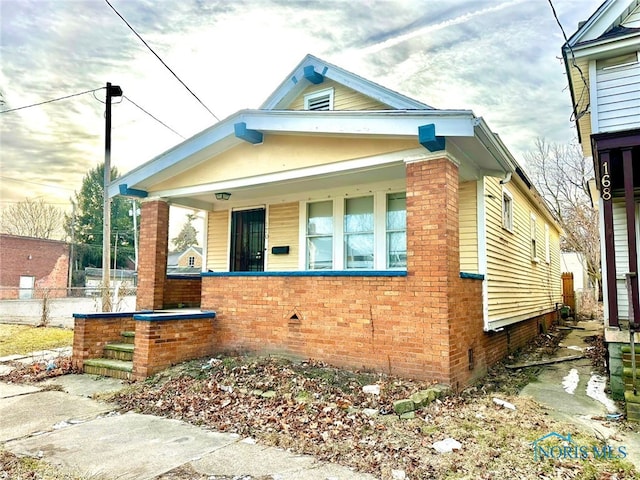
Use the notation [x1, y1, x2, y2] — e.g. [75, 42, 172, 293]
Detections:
[562, 0, 640, 416]
[81, 54, 561, 387]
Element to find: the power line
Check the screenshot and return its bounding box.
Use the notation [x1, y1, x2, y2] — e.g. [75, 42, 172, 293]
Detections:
[0, 87, 105, 114]
[0, 199, 71, 206]
[0, 176, 75, 191]
[546, 0, 590, 122]
[105, 0, 220, 122]
[123, 95, 185, 139]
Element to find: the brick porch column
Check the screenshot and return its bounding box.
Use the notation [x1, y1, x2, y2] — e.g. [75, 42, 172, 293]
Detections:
[405, 156, 460, 384]
[136, 199, 169, 310]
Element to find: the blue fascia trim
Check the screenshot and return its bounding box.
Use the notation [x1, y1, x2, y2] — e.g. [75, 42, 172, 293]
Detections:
[167, 274, 201, 280]
[234, 122, 263, 144]
[202, 270, 407, 278]
[460, 272, 485, 280]
[118, 184, 148, 198]
[134, 311, 216, 322]
[73, 310, 152, 319]
[304, 65, 324, 84]
[418, 123, 446, 152]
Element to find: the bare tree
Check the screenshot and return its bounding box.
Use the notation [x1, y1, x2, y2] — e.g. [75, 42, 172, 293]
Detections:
[0, 198, 65, 239]
[524, 138, 600, 298]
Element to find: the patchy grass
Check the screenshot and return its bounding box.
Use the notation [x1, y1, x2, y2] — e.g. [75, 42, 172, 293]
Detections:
[0, 324, 72, 356]
[0, 448, 90, 480]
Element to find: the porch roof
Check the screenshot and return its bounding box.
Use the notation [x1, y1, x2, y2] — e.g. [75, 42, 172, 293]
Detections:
[108, 108, 519, 209]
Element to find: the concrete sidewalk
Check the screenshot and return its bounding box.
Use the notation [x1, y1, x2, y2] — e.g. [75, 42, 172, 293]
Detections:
[519, 319, 640, 470]
[0, 375, 376, 480]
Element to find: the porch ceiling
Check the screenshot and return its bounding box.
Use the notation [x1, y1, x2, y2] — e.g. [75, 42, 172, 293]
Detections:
[169, 161, 408, 211]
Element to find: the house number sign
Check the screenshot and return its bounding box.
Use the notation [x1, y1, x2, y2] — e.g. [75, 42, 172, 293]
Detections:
[601, 160, 612, 201]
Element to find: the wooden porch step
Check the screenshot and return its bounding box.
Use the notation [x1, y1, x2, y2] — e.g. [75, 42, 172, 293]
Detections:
[84, 358, 133, 380]
[104, 342, 134, 361]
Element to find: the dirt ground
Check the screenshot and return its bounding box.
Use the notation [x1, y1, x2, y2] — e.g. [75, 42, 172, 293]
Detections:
[1, 323, 639, 479]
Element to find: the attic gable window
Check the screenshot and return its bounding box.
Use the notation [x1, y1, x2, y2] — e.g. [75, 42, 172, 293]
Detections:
[304, 88, 334, 111]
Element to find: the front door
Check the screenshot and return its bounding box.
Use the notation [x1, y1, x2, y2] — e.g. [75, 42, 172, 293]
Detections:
[230, 208, 265, 272]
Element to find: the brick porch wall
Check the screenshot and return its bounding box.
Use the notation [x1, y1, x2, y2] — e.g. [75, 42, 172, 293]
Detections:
[163, 276, 202, 308]
[133, 314, 216, 379]
[72, 313, 135, 370]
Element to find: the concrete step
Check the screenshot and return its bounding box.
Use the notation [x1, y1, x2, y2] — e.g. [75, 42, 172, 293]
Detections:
[84, 358, 133, 380]
[104, 343, 134, 361]
[121, 331, 135, 344]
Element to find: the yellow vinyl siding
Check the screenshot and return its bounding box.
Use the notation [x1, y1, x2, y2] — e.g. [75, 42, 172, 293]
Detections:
[484, 177, 561, 326]
[288, 79, 391, 110]
[567, 57, 592, 157]
[206, 210, 229, 272]
[152, 136, 415, 193]
[267, 203, 299, 271]
[459, 180, 478, 273]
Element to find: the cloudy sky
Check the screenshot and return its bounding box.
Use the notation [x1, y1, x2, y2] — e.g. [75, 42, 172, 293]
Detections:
[0, 0, 602, 219]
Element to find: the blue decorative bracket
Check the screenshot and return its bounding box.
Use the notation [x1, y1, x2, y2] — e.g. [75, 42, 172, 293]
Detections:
[118, 184, 148, 198]
[234, 122, 263, 144]
[418, 123, 446, 152]
[304, 65, 324, 84]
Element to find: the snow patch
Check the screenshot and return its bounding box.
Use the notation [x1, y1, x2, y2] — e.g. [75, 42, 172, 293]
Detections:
[586, 374, 618, 413]
[565, 345, 583, 352]
[562, 368, 579, 395]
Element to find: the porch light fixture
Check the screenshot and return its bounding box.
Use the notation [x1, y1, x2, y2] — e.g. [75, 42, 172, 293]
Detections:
[215, 192, 231, 201]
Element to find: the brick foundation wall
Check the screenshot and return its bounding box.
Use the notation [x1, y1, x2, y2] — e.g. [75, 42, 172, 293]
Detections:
[133, 315, 216, 379]
[163, 276, 202, 308]
[72, 313, 135, 370]
[481, 310, 556, 368]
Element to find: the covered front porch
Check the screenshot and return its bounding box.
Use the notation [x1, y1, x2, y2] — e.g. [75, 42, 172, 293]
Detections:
[592, 129, 640, 418]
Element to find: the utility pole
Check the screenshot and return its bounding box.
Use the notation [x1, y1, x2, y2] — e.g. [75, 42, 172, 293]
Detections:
[102, 82, 122, 312]
[67, 202, 76, 296]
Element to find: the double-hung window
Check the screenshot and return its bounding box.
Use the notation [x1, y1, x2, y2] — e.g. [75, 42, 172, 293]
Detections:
[345, 196, 374, 269]
[386, 193, 407, 268]
[304, 191, 406, 270]
[306, 201, 333, 269]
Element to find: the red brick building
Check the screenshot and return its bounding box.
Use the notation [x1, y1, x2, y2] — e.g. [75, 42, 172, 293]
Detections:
[0, 234, 70, 299]
[95, 55, 562, 387]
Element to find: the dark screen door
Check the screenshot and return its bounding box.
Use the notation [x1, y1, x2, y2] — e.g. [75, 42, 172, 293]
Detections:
[230, 208, 265, 272]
